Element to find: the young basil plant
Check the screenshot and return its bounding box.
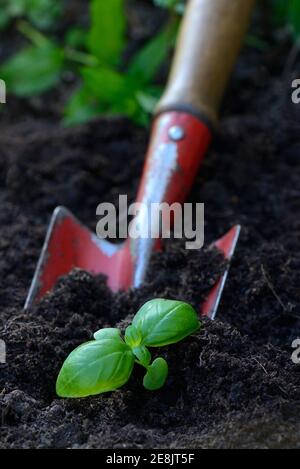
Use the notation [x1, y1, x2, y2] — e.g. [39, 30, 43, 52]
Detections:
[56, 299, 201, 398]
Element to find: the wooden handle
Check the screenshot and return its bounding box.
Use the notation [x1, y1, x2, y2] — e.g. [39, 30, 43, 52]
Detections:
[156, 0, 255, 127]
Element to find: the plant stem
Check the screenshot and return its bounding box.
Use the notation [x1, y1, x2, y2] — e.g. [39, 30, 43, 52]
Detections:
[64, 48, 99, 67]
[17, 20, 49, 47]
[18, 20, 98, 68]
[134, 360, 149, 370]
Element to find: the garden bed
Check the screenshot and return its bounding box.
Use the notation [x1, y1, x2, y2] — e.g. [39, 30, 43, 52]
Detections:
[0, 1, 300, 449]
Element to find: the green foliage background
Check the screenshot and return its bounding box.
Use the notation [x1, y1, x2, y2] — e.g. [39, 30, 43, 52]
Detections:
[0, 0, 299, 127]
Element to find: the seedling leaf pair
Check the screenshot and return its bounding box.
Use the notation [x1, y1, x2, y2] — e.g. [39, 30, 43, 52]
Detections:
[56, 299, 201, 398]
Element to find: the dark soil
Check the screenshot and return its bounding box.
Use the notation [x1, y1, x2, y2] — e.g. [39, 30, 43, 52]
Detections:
[1, 3, 300, 449]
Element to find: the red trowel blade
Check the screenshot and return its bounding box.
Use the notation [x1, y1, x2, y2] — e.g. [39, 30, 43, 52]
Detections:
[24, 206, 131, 310]
[201, 225, 241, 320]
[25, 203, 240, 318]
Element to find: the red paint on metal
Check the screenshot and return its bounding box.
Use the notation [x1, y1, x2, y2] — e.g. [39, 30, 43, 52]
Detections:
[28, 111, 243, 318]
[201, 225, 240, 318]
[35, 111, 212, 303]
[37, 214, 134, 300]
[137, 112, 212, 205]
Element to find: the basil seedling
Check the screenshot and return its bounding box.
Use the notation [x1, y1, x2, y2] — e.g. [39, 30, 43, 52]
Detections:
[56, 299, 201, 398]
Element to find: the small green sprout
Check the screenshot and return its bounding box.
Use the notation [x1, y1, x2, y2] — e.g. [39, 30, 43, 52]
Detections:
[56, 299, 201, 398]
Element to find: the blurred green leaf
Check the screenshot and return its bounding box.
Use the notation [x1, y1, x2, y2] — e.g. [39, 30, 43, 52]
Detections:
[0, 0, 181, 128]
[0, 0, 62, 31]
[65, 27, 87, 49]
[5, 0, 26, 17]
[81, 66, 128, 101]
[136, 92, 158, 114]
[289, 0, 300, 39]
[87, 0, 126, 65]
[81, 66, 140, 118]
[0, 0, 24, 30]
[271, 0, 300, 39]
[136, 86, 162, 114]
[27, 0, 63, 30]
[64, 86, 103, 126]
[271, 0, 289, 26]
[131, 108, 151, 127]
[0, 12, 10, 31]
[0, 42, 64, 96]
[127, 20, 178, 85]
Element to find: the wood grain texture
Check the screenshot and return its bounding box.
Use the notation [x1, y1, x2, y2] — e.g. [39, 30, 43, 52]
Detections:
[156, 0, 256, 126]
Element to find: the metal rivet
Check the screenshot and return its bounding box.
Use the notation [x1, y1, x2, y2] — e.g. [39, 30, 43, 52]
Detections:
[168, 126, 185, 141]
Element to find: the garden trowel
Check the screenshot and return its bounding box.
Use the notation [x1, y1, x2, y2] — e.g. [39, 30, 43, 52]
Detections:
[25, 0, 255, 317]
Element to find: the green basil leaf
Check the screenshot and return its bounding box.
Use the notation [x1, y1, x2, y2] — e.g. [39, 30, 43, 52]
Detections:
[125, 325, 142, 348]
[0, 43, 64, 97]
[132, 345, 151, 367]
[87, 0, 126, 65]
[93, 328, 122, 341]
[143, 357, 168, 391]
[132, 299, 201, 347]
[56, 338, 134, 398]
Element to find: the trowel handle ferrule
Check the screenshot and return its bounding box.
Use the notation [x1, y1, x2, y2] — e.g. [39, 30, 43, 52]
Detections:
[156, 0, 256, 128]
[136, 111, 211, 208]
